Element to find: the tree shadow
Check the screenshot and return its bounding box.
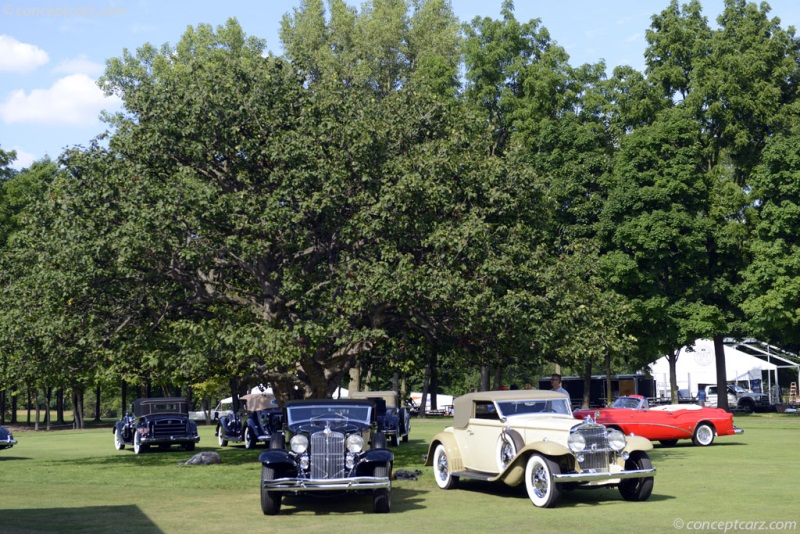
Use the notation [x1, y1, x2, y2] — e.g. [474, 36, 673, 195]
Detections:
[0, 505, 163, 533]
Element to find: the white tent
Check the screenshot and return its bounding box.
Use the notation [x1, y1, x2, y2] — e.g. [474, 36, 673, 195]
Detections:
[648, 338, 778, 400]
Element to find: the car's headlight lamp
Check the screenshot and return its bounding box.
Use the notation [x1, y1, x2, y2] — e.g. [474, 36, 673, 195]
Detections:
[568, 432, 586, 453]
[607, 429, 626, 451]
[346, 434, 364, 453]
[290, 434, 309, 453]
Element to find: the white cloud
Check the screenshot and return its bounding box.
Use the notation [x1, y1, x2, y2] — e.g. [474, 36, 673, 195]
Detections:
[0, 73, 122, 125]
[9, 147, 36, 170]
[54, 54, 106, 77]
[0, 35, 49, 73]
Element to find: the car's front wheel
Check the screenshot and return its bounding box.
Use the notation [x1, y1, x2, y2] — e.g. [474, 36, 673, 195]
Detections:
[261, 465, 282, 515]
[113, 428, 124, 451]
[525, 454, 561, 508]
[133, 432, 146, 455]
[692, 422, 715, 446]
[618, 451, 654, 501]
[244, 427, 255, 449]
[372, 463, 391, 513]
[432, 443, 459, 490]
[217, 425, 228, 447]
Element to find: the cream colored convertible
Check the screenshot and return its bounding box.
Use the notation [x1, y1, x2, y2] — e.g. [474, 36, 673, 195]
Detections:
[425, 390, 656, 507]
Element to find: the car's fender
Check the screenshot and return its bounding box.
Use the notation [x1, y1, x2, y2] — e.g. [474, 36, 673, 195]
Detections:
[623, 434, 653, 453]
[424, 431, 463, 471]
[498, 441, 576, 486]
[362, 448, 394, 464]
[258, 449, 294, 468]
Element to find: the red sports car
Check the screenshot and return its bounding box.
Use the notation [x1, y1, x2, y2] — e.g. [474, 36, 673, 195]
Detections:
[573, 395, 744, 447]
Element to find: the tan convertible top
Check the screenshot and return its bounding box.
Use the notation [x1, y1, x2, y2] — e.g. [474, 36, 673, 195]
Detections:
[241, 393, 277, 411]
[453, 390, 568, 429]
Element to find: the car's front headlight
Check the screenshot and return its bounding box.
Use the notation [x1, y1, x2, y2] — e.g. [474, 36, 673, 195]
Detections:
[607, 429, 626, 451]
[568, 432, 586, 453]
[290, 434, 309, 453]
[346, 434, 364, 453]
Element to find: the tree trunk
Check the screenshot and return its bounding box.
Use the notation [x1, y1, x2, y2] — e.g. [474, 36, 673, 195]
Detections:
[57, 389, 65, 424]
[45, 388, 52, 430]
[71, 388, 85, 429]
[713, 335, 729, 411]
[480, 365, 490, 391]
[121, 380, 128, 416]
[95, 385, 101, 422]
[11, 393, 17, 424]
[420, 362, 431, 419]
[492, 366, 502, 391]
[582, 360, 593, 409]
[668, 349, 680, 404]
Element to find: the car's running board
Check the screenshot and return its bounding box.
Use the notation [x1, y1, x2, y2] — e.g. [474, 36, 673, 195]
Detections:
[450, 470, 497, 481]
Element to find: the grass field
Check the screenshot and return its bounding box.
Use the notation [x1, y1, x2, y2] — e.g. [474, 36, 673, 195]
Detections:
[1, 413, 798, 533]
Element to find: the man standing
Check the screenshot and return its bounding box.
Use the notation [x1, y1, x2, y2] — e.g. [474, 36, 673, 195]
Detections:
[551, 373, 572, 407]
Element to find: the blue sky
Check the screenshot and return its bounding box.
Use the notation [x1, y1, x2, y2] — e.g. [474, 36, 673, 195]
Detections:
[2, 0, 800, 169]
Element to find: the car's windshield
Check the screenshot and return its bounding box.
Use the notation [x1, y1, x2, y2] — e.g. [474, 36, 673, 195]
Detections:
[611, 397, 645, 410]
[286, 404, 372, 425]
[495, 398, 572, 416]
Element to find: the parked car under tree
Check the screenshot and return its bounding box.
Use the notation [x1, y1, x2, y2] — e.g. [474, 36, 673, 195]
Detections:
[425, 390, 656, 508]
[216, 392, 283, 449]
[258, 399, 393, 515]
[113, 397, 200, 454]
[348, 391, 410, 446]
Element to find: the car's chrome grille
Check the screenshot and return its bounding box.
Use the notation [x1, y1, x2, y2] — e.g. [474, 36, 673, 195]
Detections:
[576, 424, 611, 472]
[151, 419, 186, 438]
[310, 431, 345, 479]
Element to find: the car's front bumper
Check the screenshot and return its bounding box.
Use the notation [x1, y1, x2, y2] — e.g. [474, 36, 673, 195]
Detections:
[263, 476, 391, 492]
[0, 437, 17, 449]
[554, 467, 656, 484]
[141, 436, 199, 445]
[733, 426, 744, 434]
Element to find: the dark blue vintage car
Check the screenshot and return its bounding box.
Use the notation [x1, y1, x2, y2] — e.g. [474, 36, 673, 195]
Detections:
[349, 391, 410, 446]
[113, 397, 200, 454]
[0, 424, 17, 450]
[258, 399, 394, 515]
[216, 392, 283, 449]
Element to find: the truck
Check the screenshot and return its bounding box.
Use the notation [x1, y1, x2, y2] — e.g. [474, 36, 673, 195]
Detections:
[701, 383, 770, 412]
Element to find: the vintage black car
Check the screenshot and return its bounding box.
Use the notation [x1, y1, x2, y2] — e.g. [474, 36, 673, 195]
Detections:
[349, 391, 410, 446]
[217, 392, 283, 449]
[113, 397, 200, 454]
[0, 424, 17, 450]
[258, 399, 394, 515]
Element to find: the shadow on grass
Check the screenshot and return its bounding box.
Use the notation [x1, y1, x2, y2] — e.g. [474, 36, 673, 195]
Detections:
[54, 445, 262, 467]
[449, 477, 674, 507]
[0, 505, 163, 533]
[274, 486, 427, 515]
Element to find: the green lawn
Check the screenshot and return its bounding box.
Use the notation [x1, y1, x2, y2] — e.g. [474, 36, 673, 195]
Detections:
[0, 414, 798, 533]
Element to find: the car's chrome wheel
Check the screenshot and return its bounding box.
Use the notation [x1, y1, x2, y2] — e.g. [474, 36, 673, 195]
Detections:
[692, 422, 715, 446]
[133, 432, 144, 455]
[495, 430, 523, 472]
[433, 443, 458, 490]
[525, 454, 561, 508]
[244, 427, 254, 449]
[217, 425, 228, 447]
[114, 428, 124, 451]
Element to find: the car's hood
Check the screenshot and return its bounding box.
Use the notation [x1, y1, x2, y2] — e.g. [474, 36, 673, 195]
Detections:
[503, 413, 581, 434]
[289, 420, 372, 435]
